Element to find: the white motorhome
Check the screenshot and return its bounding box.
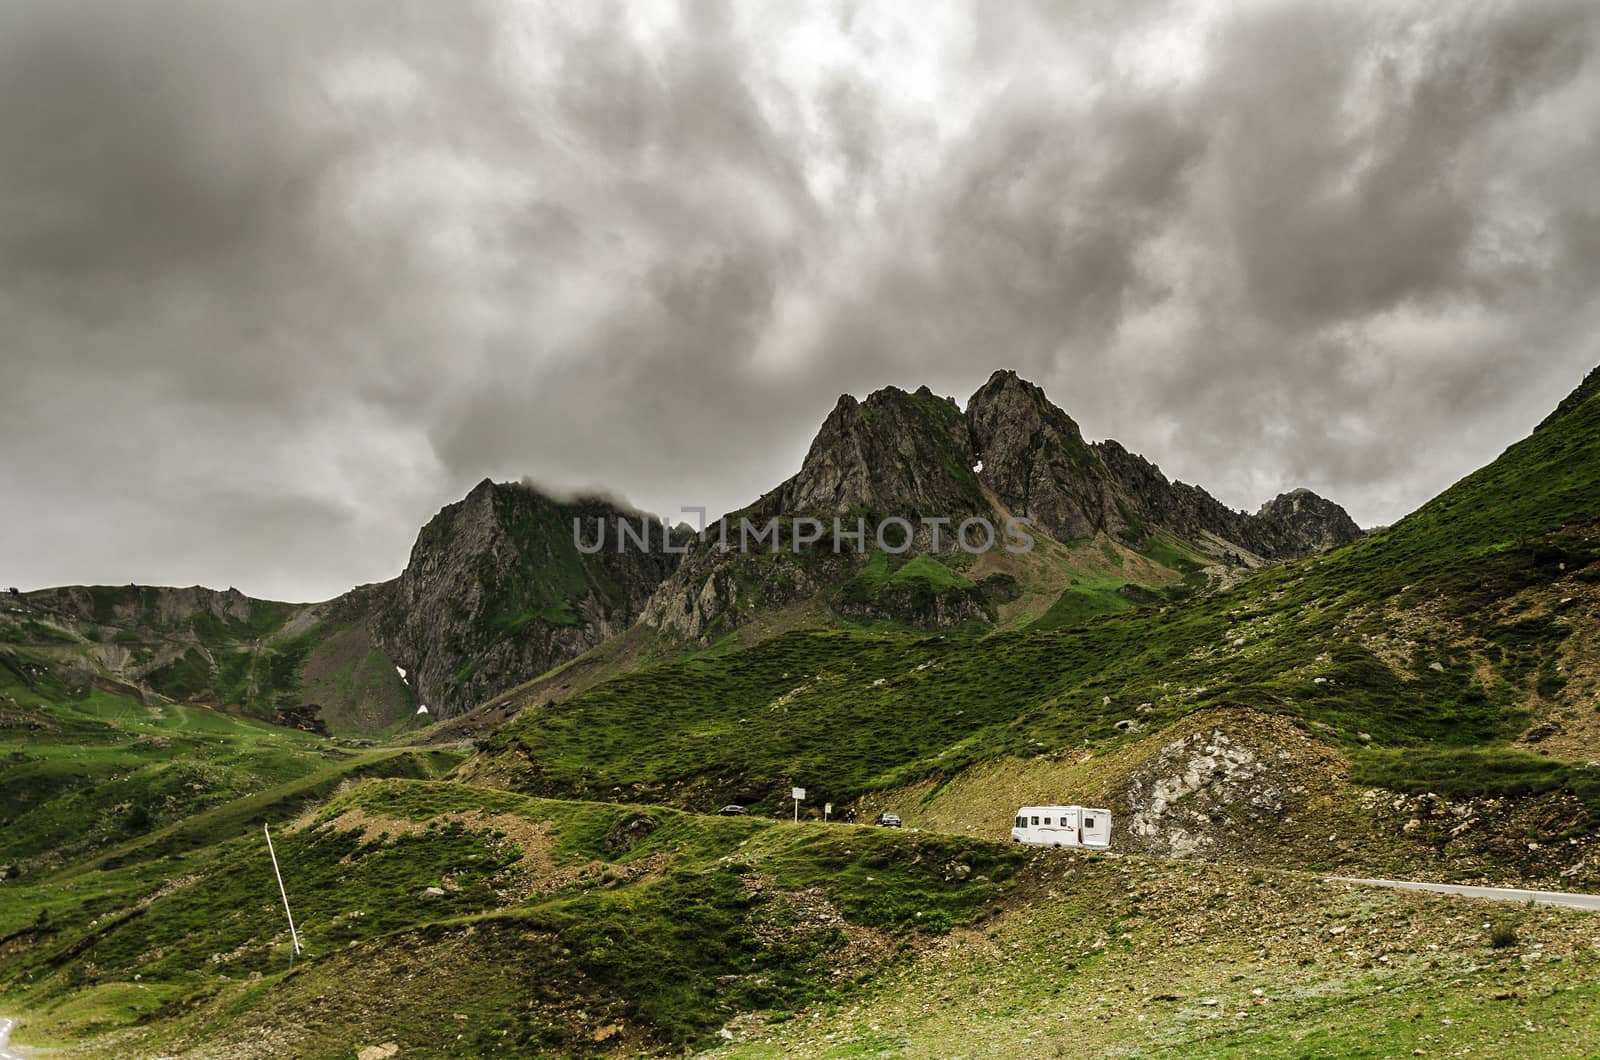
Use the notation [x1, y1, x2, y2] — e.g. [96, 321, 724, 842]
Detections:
[1011, 805, 1111, 849]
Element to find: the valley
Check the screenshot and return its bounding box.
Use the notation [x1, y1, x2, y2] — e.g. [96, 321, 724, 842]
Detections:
[2, 367, 1598, 1056]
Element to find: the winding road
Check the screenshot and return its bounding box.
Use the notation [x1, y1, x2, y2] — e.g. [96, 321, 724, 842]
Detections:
[1327, 876, 1600, 911]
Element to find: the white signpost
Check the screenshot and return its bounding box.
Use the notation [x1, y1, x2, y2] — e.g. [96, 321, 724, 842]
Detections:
[792, 787, 805, 823]
[824, 802, 832, 821]
[263, 823, 302, 960]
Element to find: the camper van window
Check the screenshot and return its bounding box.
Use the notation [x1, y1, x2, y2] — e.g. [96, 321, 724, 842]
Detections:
[1030, 816, 1039, 826]
[1044, 817, 1053, 825]
[1015, 817, 1025, 829]
[1084, 817, 1095, 828]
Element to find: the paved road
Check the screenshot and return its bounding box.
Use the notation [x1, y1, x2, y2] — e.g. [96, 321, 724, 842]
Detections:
[0, 1016, 23, 1060]
[1328, 876, 1600, 911]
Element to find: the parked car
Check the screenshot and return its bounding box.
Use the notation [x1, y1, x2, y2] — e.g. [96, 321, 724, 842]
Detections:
[717, 805, 749, 816]
[875, 813, 902, 828]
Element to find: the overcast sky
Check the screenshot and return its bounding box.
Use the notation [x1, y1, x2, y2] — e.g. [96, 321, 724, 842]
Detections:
[2, 0, 1598, 602]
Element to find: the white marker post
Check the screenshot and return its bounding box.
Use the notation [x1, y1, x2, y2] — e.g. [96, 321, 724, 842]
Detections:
[263, 823, 302, 959]
[792, 787, 805, 823]
[824, 802, 832, 822]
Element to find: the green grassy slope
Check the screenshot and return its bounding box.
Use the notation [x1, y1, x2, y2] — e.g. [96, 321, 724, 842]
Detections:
[0, 653, 457, 877]
[1, 586, 418, 738]
[705, 856, 1600, 1059]
[0, 779, 1023, 1056]
[5, 779, 1597, 1058]
[478, 373, 1600, 813]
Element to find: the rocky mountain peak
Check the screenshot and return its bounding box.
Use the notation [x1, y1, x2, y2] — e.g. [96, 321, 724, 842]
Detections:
[370, 479, 680, 717]
[642, 370, 1369, 648]
[763, 383, 981, 519]
[760, 369, 1365, 564]
[965, 370, 1115, 541]
[1252, 488, 1364, 555]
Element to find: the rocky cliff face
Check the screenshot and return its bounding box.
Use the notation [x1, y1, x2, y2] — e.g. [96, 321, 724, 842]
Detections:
[757, 385, 985, 520]
[643, 385, 991, 642]
[369, 479, 682, 718]
[966, 371, 1128, 541]
[1251, 489, 1365, 557]
[641, 369, 1365, 644]
[971, 370, 1361, 561]
[1093, 441, 1363, 560]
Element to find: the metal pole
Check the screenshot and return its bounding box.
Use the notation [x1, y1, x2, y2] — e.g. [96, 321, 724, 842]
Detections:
[793, 797, 798, 823]
[263, 823, 302, 957]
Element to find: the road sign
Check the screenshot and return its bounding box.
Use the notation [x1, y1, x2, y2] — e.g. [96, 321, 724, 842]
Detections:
[792, 787, 805, 800]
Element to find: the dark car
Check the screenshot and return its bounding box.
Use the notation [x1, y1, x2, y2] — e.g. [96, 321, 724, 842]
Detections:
[875, 813, 902, 828]
[717, 805, 749, 816]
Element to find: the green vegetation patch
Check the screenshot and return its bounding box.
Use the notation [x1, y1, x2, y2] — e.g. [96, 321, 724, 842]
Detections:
[2, 778, 1025, 1054]
[1352, 746, 1600, 813]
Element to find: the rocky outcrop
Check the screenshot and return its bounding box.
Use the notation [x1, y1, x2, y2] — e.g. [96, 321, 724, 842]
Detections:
[642, 369, 1365, 645]
[830, 576, 994, 628]
[369, 479, 682, 718]
[639, 545, 851, 641]
[1250, 489, 1364, 557]
[968, 370, 1361, 560]
[756, 385, 985, 520]
[1122, 728, 1290, 859]
[966, 370, 1129, 542]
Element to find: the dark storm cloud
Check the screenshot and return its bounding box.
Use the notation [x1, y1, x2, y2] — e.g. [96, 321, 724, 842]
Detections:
[1, 0, 1597, 600]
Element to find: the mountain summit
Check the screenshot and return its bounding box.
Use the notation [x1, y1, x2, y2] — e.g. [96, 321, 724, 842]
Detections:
[637, 370, 1363, 645]
[756, 385, 985, 520]
[369, 479, 681, 715]
[754, 368, 1360, 561]
[968, 369, 1362, 558]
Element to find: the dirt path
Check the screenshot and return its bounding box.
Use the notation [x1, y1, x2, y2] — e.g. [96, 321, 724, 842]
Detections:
[1328, 876, 1600, 911]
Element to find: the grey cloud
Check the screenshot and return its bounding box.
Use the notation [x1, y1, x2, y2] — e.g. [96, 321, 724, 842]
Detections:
[1, 0, 1597, 600]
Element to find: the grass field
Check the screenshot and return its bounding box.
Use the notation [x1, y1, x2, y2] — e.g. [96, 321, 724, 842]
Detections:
[4, 779, 1598, 1057]
[0, 780, 1025, 1055]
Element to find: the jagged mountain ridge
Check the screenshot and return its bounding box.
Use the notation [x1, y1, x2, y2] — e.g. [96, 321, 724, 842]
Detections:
[969, 371, 1362, 555]
[642, 370, 1361, 642]
[4, 371, 1360, 731]
[749, 370, 1360, 557]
